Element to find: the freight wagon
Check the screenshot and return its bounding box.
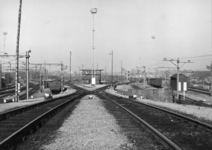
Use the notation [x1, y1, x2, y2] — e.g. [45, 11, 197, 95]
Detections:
[44, 79, 61, 94]
[1, 77, 6, 88]
[148, 78, 162, 88]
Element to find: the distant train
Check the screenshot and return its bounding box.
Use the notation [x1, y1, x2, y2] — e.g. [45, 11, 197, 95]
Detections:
[44, 79, 61, 94]
[1, 77, 6, 88]
[148, 78, 162, 88]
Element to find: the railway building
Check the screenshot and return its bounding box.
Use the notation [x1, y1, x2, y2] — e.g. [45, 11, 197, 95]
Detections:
[81, 69, 103, 84]
[170, 73, 188, 92]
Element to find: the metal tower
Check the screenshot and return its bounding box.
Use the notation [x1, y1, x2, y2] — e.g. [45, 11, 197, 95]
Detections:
[90, 8, 97, 85]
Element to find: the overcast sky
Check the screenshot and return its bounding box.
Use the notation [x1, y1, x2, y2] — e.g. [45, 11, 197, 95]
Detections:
[0, 0, 211, 73]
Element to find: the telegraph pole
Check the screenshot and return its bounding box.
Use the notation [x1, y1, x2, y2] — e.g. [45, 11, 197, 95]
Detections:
[0, 64, 1, 89]
[163, 58, 192, 100]
[110, 51, 113, 84]
[26, 50, 31, 100]
[206, 61, 212, 96]
[61, 61, 64, 91]
[3, 32, 7, 77]
[143, 66, 146, 86]
[105, 66, 107, 81]
[121, 60, 122, 82]
[70, 52, 71, 82]
[15, 0, 22, 102]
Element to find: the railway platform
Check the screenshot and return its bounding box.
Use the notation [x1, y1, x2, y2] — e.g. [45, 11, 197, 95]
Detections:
[74, 84, 108, 91]
[0, 89, 76, 114]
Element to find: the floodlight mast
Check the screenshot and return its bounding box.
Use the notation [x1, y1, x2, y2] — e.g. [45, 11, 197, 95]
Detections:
[90, 8, 97, 85]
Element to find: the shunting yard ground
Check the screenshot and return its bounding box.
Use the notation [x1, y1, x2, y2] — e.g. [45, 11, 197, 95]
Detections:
[17, 93, 161, 150]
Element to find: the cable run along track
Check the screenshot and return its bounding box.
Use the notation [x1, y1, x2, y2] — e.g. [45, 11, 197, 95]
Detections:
[98, 91, 212, 150]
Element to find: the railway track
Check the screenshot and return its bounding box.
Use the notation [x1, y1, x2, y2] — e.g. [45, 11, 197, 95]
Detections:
[0, 84, 40, 102]
[0, 85, 15, 92]
[188, 87, 209, 95]
[178, 95, 212, 108]
[19, 84, 40, 100]
[99, 91, 212, 150]
[0, 90, 86, 149]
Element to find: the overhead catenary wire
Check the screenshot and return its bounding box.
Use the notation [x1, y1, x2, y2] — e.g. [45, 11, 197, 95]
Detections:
[179, 54, 212, 60]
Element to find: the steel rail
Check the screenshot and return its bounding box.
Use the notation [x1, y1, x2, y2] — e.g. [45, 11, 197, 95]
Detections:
[0, 85, 15, 92]
[133, 99, 212, 133]
[105, 92, 212, 133]
[188, 87, 209, 95]
[0, 91, 85, 149]
[0, 84, 39, 103]
[100, 93, 181, 150]
[0, 90, 77, 121]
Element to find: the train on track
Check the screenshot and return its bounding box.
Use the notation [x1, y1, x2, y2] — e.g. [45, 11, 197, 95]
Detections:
[1, 77, 6, 88]
[44, 79, 61, 94]
[147, 78, 162, 88]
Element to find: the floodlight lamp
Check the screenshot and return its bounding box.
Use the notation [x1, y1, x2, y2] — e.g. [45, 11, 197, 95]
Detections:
[91, 8, 97, 14]
[3, 32, 7, 35]
[28, 50, 31, 53]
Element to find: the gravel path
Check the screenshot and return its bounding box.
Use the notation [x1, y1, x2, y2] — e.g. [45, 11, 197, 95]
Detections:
[41, 95, 135, 150]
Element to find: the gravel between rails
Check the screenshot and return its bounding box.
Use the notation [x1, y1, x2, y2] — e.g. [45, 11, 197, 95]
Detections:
[16, 94, 155, 150]
[41, 95, 136, 150]
[17, 94, 163, 150]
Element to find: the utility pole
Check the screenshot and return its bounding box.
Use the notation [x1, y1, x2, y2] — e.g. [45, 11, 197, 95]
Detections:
[60, 62, 67, 91]
[3, 32, 7, 78]
[42, 65, 45, 87]
[163, 58, 192, 101]
[61, 62, 63, 90]
[15, 0, 22, 102]
[121, 60, 122, 82]
[70, 52, 71, 82]
[110, 51, 113, 84]
[105, 66, 107, 81]
[206, 61, 212, 96]
[40, 65, 42, 90]
[0, 64, 1, 89]
[143, 66, 146, 87]
[26, 50, 31, 100]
